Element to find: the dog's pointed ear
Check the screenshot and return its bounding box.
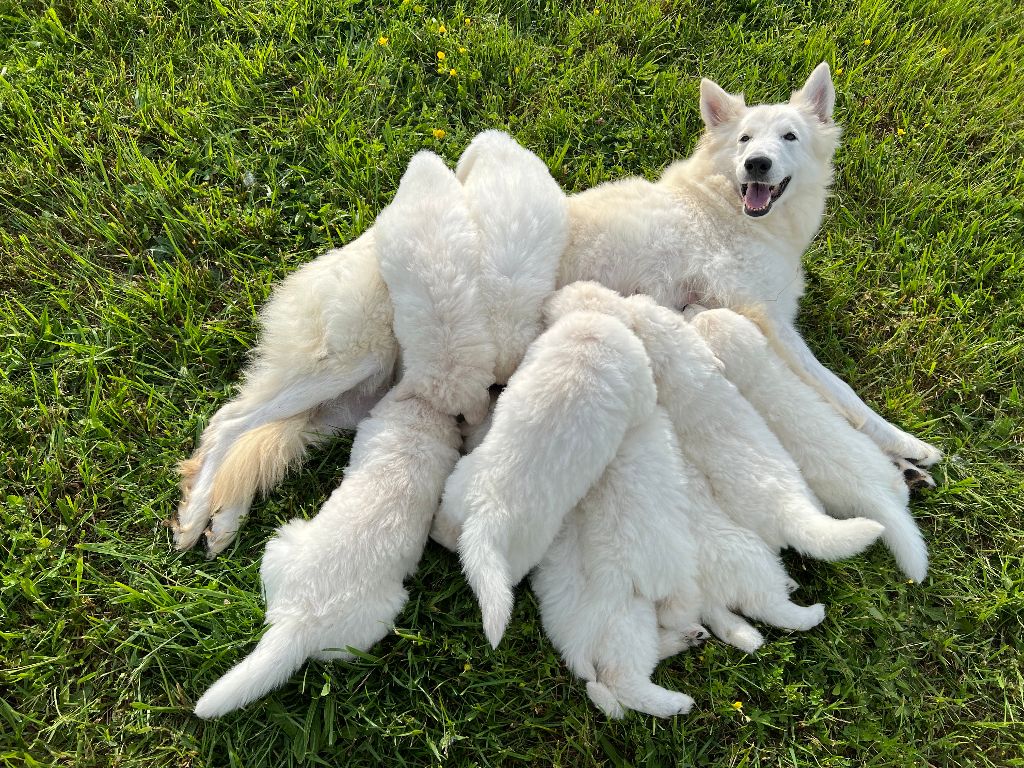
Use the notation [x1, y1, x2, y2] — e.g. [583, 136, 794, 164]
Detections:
[699, 78, 745, 128]
[791, 62, 835, 123]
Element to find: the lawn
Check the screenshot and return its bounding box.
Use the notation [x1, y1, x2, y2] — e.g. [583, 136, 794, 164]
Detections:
[1, 0, 1022, 765]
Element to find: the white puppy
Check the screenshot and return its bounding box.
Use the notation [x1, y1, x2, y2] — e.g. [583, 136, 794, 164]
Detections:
[436, 310, 657, 648]
[375, 150, 497, 424]
[192, 390, 461, 719]
[545, 282, 885, 561]
[687, 307, 927, 581]
[455, 130, 570, 384]
[531, 407, 706, 719]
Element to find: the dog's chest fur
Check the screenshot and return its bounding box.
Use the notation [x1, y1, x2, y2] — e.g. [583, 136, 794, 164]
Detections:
[558, 172, 814, 324]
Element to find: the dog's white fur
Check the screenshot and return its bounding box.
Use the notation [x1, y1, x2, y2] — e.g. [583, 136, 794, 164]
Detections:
[192, 390, 461, 719]
[531, 407, 706, 719]
[437, 310, 657, 648]
[175, 65, 939, 557]
[686, 306, 927, 581]
[375, 150, 497, 423]
[546, 282, 885, 561]
[455, 130, 570, 384]
[558, 63, 941, 472]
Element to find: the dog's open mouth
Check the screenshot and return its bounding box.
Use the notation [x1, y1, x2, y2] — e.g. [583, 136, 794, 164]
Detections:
[740, 177, 790, 217]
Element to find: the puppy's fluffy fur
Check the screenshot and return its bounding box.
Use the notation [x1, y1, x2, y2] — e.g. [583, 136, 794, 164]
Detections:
[455, 130, 569, 384]
[375, 150, 497, 423]
[687, 307, 926, 581]
[531, 407, 706, 719]
[436, 310, 657, 648]
[546, 282, 885, 562]
[193, 391, 461, 719]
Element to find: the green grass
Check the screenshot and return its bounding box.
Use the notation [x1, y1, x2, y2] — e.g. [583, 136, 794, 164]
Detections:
[2, 0, 1022, 765]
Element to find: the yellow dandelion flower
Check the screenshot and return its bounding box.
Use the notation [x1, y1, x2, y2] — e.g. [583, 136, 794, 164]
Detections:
[437, 50, 446, 61]
[940, 47, 948, 54]
[438, 24, 447, 34]
[378, 35, 389, 46]
[732, 701, 743, 710]
[863, 38, 871, 45]
[593, 7, 600, 14]
[465, 17, 471, 25]
[897, 128, 906, 136]
[448, 68, 457, 76]
[433, 128, 446, 139]
[835, 67, 844, 75]
[458, 46, 466, 53]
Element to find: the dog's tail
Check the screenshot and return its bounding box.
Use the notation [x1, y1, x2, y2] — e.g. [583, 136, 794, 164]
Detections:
[873, 505, 928, 582]
[458, 519, 514, 649]
[193, 620, 314, 719]
[209, 414, 328, 516]
[782, 505, 885, 562]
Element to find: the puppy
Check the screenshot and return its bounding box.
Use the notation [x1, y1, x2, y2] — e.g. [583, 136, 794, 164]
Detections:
[455, 130, 570, 384]
[192, 391, 461, 719]
[687, 306, 927, 581]
[375, 150, 497, 424]
[436, 310, 657, 648]
[545, 282, 885, 561]
[531, 407, 706, 719]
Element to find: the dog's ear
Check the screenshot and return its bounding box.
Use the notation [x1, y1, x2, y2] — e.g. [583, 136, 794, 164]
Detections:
[791, 62, 835, 123]
[699, 78, 745, 128]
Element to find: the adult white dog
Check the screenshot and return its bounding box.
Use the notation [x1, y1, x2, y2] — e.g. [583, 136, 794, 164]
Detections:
[173, 64, 940, 554]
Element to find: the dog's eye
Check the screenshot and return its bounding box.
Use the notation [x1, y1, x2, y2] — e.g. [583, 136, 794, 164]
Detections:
[739, 134, 751, 143]
[783, 132, 798, 141]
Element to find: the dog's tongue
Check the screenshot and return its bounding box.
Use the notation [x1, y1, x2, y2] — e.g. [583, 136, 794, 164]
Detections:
[744, 183, 771, 210]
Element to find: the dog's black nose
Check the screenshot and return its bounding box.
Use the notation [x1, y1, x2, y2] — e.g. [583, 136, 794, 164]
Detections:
[744, 156, 773, 177]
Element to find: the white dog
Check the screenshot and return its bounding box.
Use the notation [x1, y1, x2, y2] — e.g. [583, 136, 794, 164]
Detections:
[686, 306, 927, 581]
[559, 63, 941, 479]
[192, 390, 461, 719]
[531, 407, 706, 719]
[545, 282, 886, 562]
[175, 65, 940, 554]
[436, 310, 657, 648]
[194, 153, 507, 718]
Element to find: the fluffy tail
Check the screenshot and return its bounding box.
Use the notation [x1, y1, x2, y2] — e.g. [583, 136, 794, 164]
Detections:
[458, 521, 513, 649]
[193, 620, 313, 719]
[875, 506, 928, 582]
[209, 413, 329, 513]
[783, 508, 885, 562]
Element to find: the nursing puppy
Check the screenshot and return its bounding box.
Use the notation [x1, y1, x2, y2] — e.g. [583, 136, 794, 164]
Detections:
[456, 130, 569, 383]
[532, 407, 707, 719]
[194, 154, 493, 718]
[545, 282, 885, 561]
[193, 390, 461, 719]
[687, 307, 927, 581]
[436, 310, 657, 648]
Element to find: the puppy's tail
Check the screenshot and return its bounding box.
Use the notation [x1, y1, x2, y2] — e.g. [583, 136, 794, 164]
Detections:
[458, 521, 513, 649]
[783, 506, 885, 562]
[193, 620, 313, 719]
[876, 505, 928, 582]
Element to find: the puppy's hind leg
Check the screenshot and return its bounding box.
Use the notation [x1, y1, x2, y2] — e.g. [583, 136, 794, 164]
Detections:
[702, 605, 765, 654]
[746, 599, 826, 633]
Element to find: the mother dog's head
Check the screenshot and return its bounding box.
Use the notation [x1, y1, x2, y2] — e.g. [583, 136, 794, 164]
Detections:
[697, 63, 842, 219]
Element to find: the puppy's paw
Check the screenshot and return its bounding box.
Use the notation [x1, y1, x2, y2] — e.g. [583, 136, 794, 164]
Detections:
[724, 623, 765, 655]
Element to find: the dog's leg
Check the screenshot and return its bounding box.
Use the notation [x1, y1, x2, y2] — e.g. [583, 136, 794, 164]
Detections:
[702, 605, 765, 654]
[175, 361, 387, 551]
[761, 318, 942, 482]
[746, 599, 827, 633]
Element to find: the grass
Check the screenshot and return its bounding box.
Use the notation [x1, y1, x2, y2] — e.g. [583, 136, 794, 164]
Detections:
[1, 0, 1022, 765]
